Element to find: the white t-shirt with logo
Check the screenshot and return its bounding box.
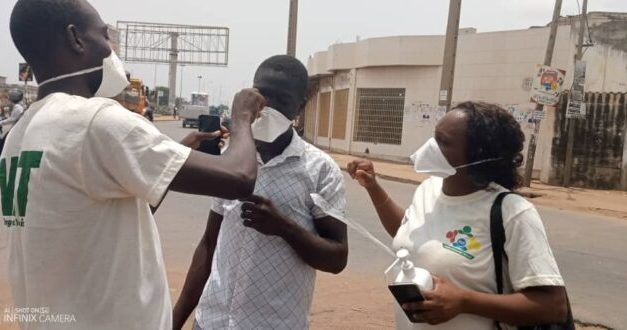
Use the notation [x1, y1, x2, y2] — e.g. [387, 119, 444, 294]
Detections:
[392, 177, 564, 330]
[0, 93, 191, 329]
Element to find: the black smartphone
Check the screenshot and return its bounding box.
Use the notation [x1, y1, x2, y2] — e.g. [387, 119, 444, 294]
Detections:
[388, 283, 424, 323]
[198, 115, 221, 155]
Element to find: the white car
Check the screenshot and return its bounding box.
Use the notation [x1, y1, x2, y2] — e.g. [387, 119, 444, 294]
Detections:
[179, 105, 210, 128]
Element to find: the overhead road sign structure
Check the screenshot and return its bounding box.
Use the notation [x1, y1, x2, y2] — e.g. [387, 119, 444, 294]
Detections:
[115, 21, 229, 110]
[116, 21, 229, 66]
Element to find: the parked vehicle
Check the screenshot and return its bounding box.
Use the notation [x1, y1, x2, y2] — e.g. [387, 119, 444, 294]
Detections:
[180, 92, 210, 128]
[116, 77, 147, 116]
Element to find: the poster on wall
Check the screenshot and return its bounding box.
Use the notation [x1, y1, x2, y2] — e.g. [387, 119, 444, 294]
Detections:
[18, 63, 33, 82]
[566, 60, 587, 119]
[530, 65, 566, 106]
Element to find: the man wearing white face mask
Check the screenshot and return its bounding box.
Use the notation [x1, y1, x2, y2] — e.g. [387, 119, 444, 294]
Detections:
[173, 55, 348, 330]
[4, 1, 264, 329]
[347, 102, 569, 329]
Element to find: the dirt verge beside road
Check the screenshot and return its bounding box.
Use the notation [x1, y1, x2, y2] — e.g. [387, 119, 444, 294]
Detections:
[329, 153, 627, 220]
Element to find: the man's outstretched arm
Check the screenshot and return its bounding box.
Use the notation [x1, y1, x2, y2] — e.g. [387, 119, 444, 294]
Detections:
[169, 88, 264, 200]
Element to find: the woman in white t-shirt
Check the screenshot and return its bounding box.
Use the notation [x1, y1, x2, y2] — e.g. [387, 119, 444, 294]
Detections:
[347, 101, 568, 329]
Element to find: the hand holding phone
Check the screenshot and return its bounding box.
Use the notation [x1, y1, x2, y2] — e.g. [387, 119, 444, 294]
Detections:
[388, 283, 424, 323]
[198, 115, 222, 155]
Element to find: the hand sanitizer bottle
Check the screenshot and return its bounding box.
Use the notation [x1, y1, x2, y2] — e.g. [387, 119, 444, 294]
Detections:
[389, 249, 433, 291]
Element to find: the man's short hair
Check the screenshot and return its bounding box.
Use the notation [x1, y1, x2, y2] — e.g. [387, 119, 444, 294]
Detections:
[256, 55, 308, 98]
[10, 0, 88, 65]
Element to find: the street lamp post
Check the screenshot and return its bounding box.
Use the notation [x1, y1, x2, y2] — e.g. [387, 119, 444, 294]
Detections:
[197, 75, 202, 92]
[179, 65, 184, 99]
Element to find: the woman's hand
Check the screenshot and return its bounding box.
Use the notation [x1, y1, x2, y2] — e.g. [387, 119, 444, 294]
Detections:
[347, 159, 377, 188]
[402, 277, 467, 325]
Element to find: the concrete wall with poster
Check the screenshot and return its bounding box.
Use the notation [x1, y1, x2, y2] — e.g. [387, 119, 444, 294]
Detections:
[306, 12, 627, 186]
[307, 24, 573, 169]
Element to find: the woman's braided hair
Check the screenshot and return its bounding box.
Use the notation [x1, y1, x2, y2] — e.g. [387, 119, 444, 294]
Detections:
[453, 101, 526, 190]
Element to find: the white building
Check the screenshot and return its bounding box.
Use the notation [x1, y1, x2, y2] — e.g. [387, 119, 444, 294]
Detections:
[305, 12, 627, 189]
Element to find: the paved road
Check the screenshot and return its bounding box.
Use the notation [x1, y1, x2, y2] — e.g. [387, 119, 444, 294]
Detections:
[157, 121, 626, 329]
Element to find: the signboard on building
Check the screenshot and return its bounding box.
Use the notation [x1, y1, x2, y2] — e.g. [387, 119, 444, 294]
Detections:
[530, 65, 566, 106]
[566, 60, 586, 119]
[18, 63, 33, 82]
[532, 110, 546, 120]
[521, 77, 534, 92]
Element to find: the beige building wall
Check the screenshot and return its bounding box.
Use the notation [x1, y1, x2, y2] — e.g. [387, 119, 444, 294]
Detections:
[307, 13, 627, 180]
[348, 66, 440, 160]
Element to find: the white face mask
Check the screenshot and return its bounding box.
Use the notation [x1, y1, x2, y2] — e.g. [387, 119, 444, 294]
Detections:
[38, 50, 129, 98]
[251, 106, 293, 142]
[410, 137, 500, 178]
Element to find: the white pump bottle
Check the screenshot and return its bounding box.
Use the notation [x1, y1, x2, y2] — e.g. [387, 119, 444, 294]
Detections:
[387, 249, 433, 291]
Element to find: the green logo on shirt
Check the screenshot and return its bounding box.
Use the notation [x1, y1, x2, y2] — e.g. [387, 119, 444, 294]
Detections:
[0, 151, 43, 227]
[442, 225, 482, 260]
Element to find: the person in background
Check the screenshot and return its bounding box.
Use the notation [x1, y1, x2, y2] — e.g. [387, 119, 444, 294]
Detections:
[348, 102, 568, 329]
[5, 0, 264, 329]
[0, 89, 25, 152]
[144, 100, 154, 122]
[173, 55, 348, 330]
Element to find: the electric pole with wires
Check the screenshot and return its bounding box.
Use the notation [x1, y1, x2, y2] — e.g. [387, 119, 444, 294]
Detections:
[562, 0, 589, 187]
[523, 0, 563, 187]
[287, 0, 298, 57]
[438, 0, 462, 112]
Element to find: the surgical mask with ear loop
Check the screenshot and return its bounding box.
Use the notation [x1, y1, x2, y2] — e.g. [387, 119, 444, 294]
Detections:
[251, 106, 294, 142]
[410, 137, 501, 178]
[37, 50, 129, 98]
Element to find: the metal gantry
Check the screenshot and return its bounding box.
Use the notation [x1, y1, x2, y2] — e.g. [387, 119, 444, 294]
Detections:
[116, 21, 229, 109]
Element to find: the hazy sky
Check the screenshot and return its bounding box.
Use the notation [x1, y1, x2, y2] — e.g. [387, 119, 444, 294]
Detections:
[2, 0, 627, 104]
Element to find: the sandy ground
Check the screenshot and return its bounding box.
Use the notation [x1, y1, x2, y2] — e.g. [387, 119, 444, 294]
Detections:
[166, 270, 397, 330]
[0, 271, 605, 330]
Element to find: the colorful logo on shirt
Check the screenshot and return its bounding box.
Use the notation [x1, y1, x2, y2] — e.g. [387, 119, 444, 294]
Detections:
[0, 151, 43, 227]
[442, 225, 481, 260]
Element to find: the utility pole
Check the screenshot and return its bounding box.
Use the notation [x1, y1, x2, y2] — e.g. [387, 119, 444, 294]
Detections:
[179, 64, 184, 99]
[287, 0, 298, 57]
[438, 0, 462, 112]
[168, 32, 179, 113]
[563, 0, 588, 187]
[153, 64, 158, 102]
[523, 0, 563, 187]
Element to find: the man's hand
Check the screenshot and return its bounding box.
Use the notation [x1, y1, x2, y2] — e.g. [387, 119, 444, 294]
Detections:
[401, 277, 467, 325]
[347, 159, 377, 188]
[180, 125, 229, 150]
[231, 88, 265, 124]
[240, 195, 293, 237]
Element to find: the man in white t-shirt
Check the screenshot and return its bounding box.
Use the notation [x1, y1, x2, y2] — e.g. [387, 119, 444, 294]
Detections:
[3, 0, 264, 329]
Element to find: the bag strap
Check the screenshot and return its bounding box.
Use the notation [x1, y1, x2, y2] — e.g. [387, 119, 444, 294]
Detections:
[490, 192, 514, 330]
[490, 192, 513, 295]
[491, 192, 575, 330]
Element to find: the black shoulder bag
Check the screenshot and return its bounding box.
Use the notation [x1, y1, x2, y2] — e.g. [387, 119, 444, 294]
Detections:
[490, 192, 575, 330]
